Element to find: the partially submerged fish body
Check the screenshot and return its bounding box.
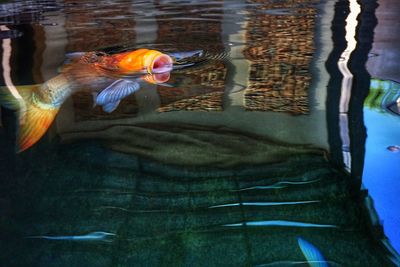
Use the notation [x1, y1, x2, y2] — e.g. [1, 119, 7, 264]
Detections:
[60, 49, 173, 92]
[0, 49, 174, 152]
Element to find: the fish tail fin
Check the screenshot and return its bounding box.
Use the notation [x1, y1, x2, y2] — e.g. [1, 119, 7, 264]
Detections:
[18, 101, 59, 152]
[0, 85, 59, 152]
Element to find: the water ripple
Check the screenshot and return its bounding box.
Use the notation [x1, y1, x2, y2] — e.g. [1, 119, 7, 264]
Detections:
[223, 220, 338, 228]
[26, 231, 116, 242]
[209, 200, 320, 208]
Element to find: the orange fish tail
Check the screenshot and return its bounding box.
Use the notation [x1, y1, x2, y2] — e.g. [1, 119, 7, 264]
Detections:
[1, 84, 60, 152]
[18, 102, 59, 152]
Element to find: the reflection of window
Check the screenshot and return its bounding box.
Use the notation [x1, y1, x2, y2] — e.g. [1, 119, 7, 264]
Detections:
[243, 0, 316, 114]
[64, 0, 136, 51]
[152, 0, 226, 112]
[157, 63, 227, 112]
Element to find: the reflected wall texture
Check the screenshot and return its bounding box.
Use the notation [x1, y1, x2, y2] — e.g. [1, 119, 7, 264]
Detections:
[243, 0, 316, 114]
[64, 0, 136, 51]
[154, 0, 227, 112]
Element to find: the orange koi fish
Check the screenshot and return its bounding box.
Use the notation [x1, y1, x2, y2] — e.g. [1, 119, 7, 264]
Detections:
[0, 49, 174, 152]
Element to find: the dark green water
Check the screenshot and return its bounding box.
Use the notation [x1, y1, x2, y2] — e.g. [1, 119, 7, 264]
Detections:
[0, 0, 399, 266]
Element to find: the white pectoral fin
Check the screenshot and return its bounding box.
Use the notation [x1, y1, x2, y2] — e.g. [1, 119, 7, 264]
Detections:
[96, 79, 140, 107]
[102, 100, 120, 113]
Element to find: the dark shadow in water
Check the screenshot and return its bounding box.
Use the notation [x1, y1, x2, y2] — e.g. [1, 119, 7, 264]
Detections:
[347, 0, 378, 183]
[325, 0, 349, 169]
[325, 0, 378, 182]
[9, 25, 37, 84]
[0, 107, 17, 180]
[326, 0, 400, 262]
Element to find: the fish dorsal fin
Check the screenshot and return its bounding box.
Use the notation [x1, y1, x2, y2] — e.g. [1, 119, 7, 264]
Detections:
[96, 79, 140, 106]
[167, 50, 204, 61]
[65, 52, 86, 63]
[58, 52, 87, 73]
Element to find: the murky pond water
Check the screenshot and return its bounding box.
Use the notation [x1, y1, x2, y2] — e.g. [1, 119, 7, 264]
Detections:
[0, 0, 399, 266]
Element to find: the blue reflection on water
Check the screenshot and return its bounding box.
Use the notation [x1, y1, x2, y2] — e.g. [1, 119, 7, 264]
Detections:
[363, 103, 400, 252]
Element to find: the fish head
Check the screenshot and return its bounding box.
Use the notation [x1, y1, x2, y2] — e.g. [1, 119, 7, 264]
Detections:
[117, 49, 173, 74]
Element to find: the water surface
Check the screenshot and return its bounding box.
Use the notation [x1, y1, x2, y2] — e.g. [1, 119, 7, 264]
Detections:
[0, 0, 399, 266]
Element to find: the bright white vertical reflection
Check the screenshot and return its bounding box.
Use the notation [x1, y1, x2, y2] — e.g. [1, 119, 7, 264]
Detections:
[1, 25, 22, 101]
[1, 24, 26, 120]
[337, 0, 361, 172]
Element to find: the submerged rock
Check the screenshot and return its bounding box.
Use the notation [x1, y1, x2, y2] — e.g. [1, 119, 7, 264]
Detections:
[60, 123, 323, 168]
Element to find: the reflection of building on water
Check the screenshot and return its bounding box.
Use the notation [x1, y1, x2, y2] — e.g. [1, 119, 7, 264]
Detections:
[243, 0, 316, 114]
[157, 62, 227, 112]
[50, 0, 329, 158]
[2, 0, 317, 115]
[63, 0, 136, 52]
[0, 0, 330, 150]
[154, 0, 225, 52]
[4, 0, 317, 117]
[154, 0, 227, 112]
[63, 0, 228, 115]
[0, 1, 61, 25]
